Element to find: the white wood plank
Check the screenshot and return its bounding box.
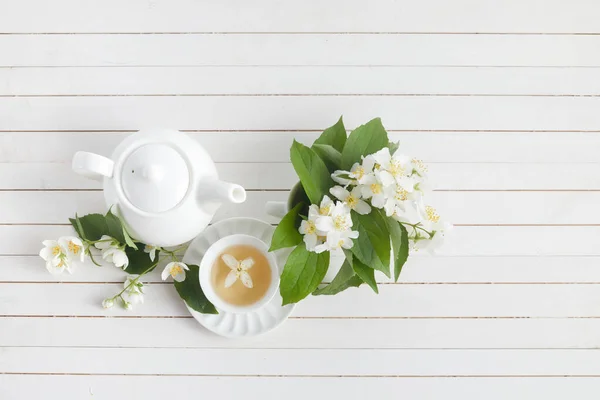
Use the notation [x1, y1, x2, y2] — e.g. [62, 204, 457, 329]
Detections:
[1, 34, 600, 67]
[4, 375, 600, 400]
[3, 347, 600, 375]
[2, 225, 597, 256]
[4, 132, 600, 164]
[4, 162, 600, 191]
[2, 0, 599, 33]
[5, 67, 600, 95]
[0, 190, 597, 225]
[3, 317, 600, 349]
[0, 97, 600, 131]
[5, 255, 600, 284]
[1, 283, 599, 318]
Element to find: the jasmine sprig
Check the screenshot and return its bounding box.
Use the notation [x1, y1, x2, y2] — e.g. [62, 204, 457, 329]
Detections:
[102, 273, 147, 310]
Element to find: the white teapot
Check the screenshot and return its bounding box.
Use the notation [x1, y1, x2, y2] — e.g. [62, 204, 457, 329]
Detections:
[72, 129, 247, 247]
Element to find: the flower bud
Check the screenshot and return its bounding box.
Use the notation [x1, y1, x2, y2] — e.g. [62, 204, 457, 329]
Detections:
[123, 301, 132, 311]
[102, 298, 114, 309]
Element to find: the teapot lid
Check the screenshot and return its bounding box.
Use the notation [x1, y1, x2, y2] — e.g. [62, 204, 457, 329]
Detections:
[121, 143, 190, 213]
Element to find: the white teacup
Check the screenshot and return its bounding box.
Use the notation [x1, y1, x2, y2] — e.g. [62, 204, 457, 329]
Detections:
[199, 234, 280, 314]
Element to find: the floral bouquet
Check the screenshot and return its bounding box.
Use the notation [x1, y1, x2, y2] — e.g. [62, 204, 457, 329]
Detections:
[270, 117, 451, 305]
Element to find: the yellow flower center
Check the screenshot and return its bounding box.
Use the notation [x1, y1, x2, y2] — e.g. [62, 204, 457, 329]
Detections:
[374, 163, 381, 170]
[346, 195, 358, 208]
[425, 206, 440, 223]
[319, 205, 331, 215]
[354, 166, 365, 180]
[389, 160, 406, 178]
[395, 187, 408, 201]
[337, 239, 344, 248]
[305, 221, 316, 235]
[334, 215, 350, 231]
[68, 241, 81, 255]
[170, 265, 183, 278]
[52, 245, 62, 256]
[412, 158, 428, 173]
[370, 183, 382, 194]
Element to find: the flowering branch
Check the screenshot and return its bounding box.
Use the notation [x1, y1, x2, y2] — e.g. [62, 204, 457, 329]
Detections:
[39, 209, 198, 311]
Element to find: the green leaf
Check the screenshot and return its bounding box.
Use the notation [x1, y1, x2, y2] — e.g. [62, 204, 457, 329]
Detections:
[280, 243, 330, 305]
[123, 245, 158, 275]
[351, 216, 385, 273]
[121, 225, 138, 250]
[69, 215, 84, 239]
[290, 140, 334, 205]
[341, 118, 390, 170]
[311, 143, 342, 172]
[351, 254, 378, 294]
[269, 203, 304, 252]
[313, 257, 363, 296]
[105, 209, 126, 245]
[69, 213, 108, 241]
[174, 264, 218, 314]
[351, 210, 391, 277]
[388, 140, 400, 154]
[313, 116, 347, 152]
[395, 223, 409, 282]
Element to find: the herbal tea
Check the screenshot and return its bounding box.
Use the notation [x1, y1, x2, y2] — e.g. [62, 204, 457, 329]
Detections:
[211, 244, 272, 306]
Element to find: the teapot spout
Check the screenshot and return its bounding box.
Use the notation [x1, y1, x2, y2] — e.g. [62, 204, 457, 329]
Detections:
[200, 179, 247, 204]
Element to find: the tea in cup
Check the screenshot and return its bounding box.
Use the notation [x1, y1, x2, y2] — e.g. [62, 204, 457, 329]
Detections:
[199, 234, 280, 313]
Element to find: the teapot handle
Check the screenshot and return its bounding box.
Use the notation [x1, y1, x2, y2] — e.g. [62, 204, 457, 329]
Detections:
[265, 201, 288, 220]
[72, 151, 114, 181]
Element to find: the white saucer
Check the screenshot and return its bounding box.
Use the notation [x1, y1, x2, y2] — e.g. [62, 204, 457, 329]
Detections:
[182, 217, 295, 338]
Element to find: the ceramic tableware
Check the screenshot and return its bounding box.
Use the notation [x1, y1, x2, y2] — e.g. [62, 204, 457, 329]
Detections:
[265, 181, 306, 219]
[72, 129, 247, 247]
[199, 234, 280, 314]
[183, 217, 295, 338]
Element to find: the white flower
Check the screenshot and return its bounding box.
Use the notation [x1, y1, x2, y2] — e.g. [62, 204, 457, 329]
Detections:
[314, 202, 359, 253]
[413, 222, 453, 253]
[39, 239, 73, 275]
[299, 219, 321, 251]
[372, 147, 415, 189]
[360, 174, 388, 209]
[324, 229, 359, 251]
[308, 195, 334, 219]
[95, 235, 129, 269]
[315, 201, 352, 233]
[418, 205, 444, 232]
[123, 301, 132, 311]
[161, 261, 189, 282]
[300, 197, 331, 252]
[94, 235, 118, 251]
[102, 298, 114, 309]
[388, 199, 422, 224]
[58, 236, 85, 263]
[411, 158, 428, 177]
[102, 247, 129, 268]
[331, 170, 353, 186]
[332, 156, 376, 186]
[144, 244, 158, 262]
[123, 276, 145, 304]
[221, 254, 254, 288]
[330, 185, 371, 215]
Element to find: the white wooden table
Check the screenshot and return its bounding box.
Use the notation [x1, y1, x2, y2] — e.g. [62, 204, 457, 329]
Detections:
[2, 1, 600, 398]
